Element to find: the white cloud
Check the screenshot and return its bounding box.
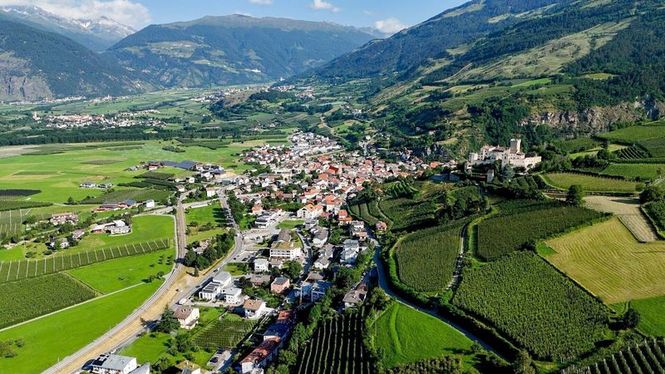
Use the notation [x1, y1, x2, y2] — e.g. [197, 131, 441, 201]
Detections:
[249, 0, 272, 4]
[0, 0, 151, 28]
[310, 0, 339, 13]
[374, 17, 407, 35]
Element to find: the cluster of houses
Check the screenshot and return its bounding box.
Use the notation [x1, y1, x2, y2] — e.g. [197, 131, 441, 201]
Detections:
[92, 220, 132, 235]
[80, 182, 113, 189]
[37, 112, 164, 129]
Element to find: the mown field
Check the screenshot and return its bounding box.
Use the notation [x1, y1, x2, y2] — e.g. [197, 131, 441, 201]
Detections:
[0, 281, 160, 374]
[542, 172, 639, 193]
[395, 223, 462, 292]
[296, 312, 375, 374]
[372, 303, 473, 368]
[477, 203, 603, 261]
[186, 204, 226, 228]
[67, 248, 173, 293]
[0, 238, 171, 283]
[453, 252, 609, 361]
[0, 273, 96, 328]
[545, 218, 665, 303]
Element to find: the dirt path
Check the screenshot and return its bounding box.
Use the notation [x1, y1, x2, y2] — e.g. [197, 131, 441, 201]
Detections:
[584, 196, 658, 242]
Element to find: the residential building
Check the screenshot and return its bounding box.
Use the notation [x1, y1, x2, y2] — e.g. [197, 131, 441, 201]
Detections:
[270, 277, 290, 294]
[343, 283, 369, 309]
[50, 213, 78, 226]
[89, 354, 138, 374]
[312, 228, 328, 248]
[240, 337, 281, 374]
[243, 299, 267, 319]
[172, 306, 200, 330]
[254, 258, 270, 273]
[222, 287, 243, 304]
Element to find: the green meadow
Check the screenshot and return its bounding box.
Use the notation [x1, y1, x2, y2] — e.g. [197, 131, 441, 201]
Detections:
[372, 302, 473, 368]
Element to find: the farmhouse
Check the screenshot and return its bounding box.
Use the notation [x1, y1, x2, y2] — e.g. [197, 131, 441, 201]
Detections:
[468, 138, 542, 171]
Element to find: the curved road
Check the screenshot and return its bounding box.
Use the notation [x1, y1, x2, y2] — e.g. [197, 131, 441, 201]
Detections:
[45, 201, 189, 374]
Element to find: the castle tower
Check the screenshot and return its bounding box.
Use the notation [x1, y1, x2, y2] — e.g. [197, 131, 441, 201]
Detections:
[510, 138, 521, 154]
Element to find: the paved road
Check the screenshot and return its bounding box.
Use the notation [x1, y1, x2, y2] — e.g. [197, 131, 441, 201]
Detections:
[45, 204, 189, 374]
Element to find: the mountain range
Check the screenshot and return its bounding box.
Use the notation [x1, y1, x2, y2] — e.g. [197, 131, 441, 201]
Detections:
[0, 5, 134, 51]
[106, 15, 377, 87]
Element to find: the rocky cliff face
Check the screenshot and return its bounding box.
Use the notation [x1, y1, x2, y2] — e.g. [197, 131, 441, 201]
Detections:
[520, 99, 665, 136]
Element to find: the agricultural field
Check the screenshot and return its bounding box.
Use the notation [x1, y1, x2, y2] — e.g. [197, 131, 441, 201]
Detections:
[0, 140, 267, 204]
[80, 189, 172, 204]
[545, 218, 665, 303]
[394, 223, 462, 292]
[193, 313, 255, 351]
[612, 145, 650, 160]
[601, 163, 665, 180]
[379, 198, 437, 232]
[453, 252, 609, 361]
[631, 296, 665, 337]
[599, 123, 665, 143]
[296, 312, 375, 374]
[0, 273, 97, 328]
[584, 196, 657, 242]
[0, 238, 171, 283]
[372, 303, 473, 368]
[476, 203, 604, 261]
[0, 281, 160, 374]
[349, 200, 386, 226]
[73, 215, 173, 252]
[542, 172, 640, 193]
[67, 248, 173, 293]
[568, 338, 665, 374]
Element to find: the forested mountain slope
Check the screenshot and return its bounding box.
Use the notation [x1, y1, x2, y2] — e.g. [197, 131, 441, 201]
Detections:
[0, 17, 145, 101]
[107, 15, 376, 87]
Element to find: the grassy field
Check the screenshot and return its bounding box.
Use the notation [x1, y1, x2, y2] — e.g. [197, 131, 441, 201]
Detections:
[545, 218, 665, 303]
[73, 215, 173, 252]
[277, 219, 304, 230]
[186, 204, 225, 228]
[599, 123, 665, 143]
[542, 172, 640, 193]
[631, 296, 665, 336]
[372, 302, 473, 368]
[67, 248, 172, 293]
[0, 282, 160, 374]
[0, 140, 263, 204]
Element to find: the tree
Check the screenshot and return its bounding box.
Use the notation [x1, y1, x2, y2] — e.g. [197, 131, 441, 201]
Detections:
[566, 184, 585, 206]
[622, 307, 640, 329]
[501, 165, 515, 181]
[283, 260, 303, 280]
[156, 308, 180, 333]
[66, 196, 76, 205]
[513, 350, 536, 374]
[640, 185, 663, 204]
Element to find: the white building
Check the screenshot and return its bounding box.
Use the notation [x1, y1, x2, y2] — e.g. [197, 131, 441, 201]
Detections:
[89, 354, 138, 374]
[222, 287, 243, 304]
[145, 200, 156, 209]
[243, 299, 268, 319]
[198, 271, 233, 300]
[254, 258, 270, 273]
[468, 138, 541, 170]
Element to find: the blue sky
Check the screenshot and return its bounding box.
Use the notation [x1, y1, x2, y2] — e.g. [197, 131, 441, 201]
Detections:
[141, 0, 467, 32]
[0, 0, 467, 32]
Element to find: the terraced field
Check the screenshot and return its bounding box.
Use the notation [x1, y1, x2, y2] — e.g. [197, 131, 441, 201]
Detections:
[545, 218, 665, 303]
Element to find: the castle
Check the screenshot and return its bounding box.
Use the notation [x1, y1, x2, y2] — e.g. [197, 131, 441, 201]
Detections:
[468, 139, 542, 171]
